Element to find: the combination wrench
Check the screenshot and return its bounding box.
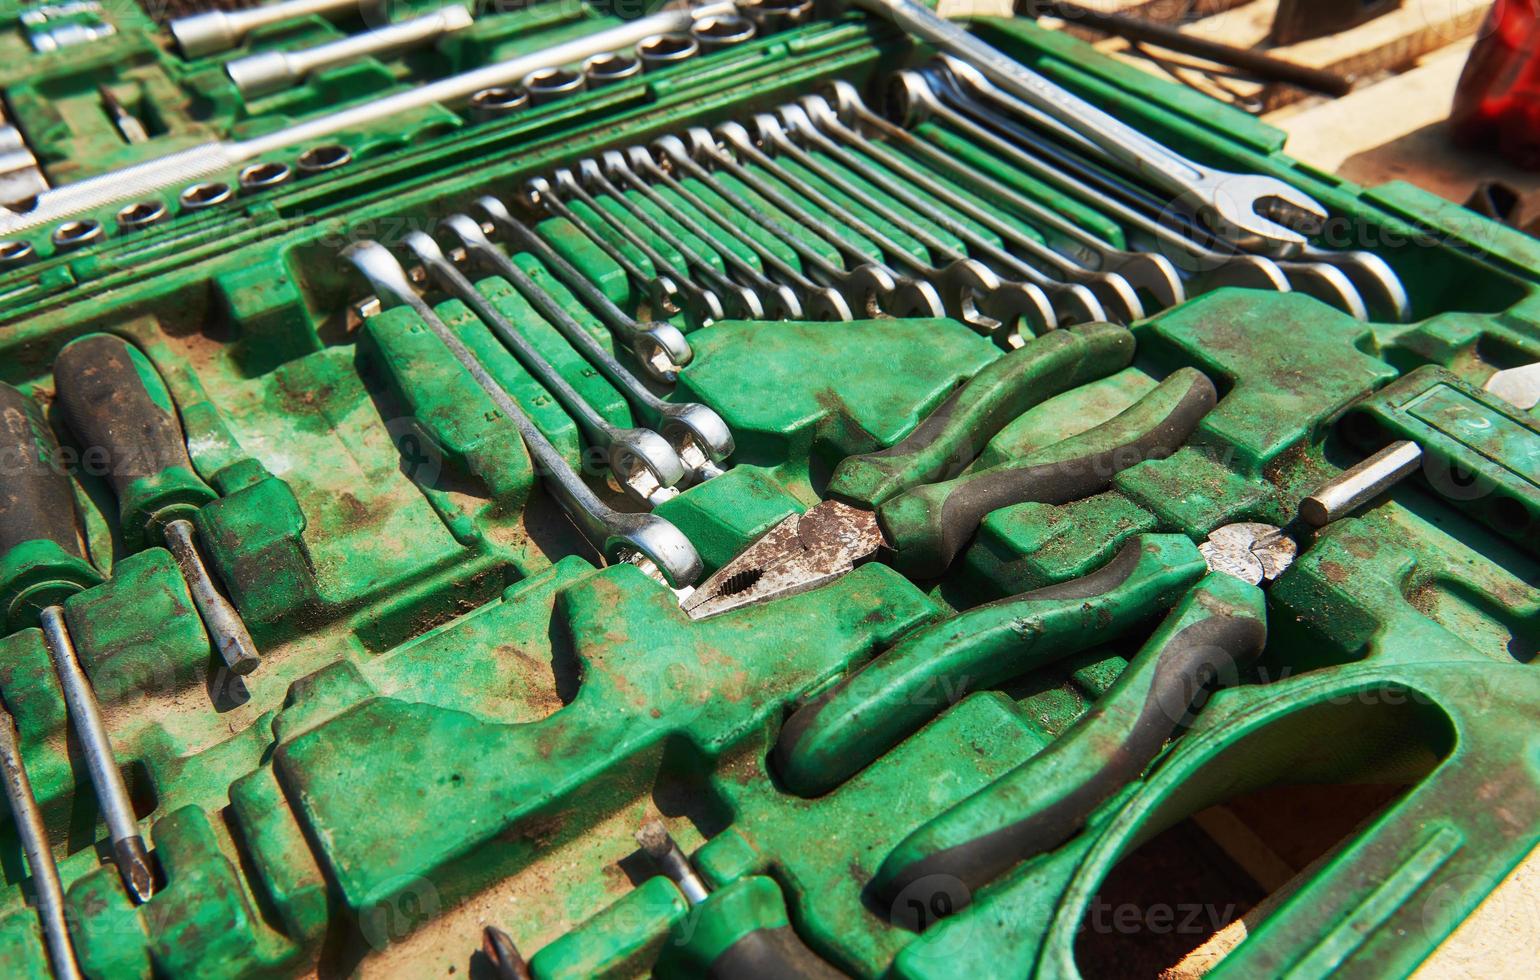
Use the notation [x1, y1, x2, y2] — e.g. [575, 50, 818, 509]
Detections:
[600, 149, 806, 319]
[622, 145, 854, 322]
[846, 0, 1328, 256]
[444, 206, 735, 483]
[708, 123, 952, 322]
[524, 175, 685, 321]
[727, 118, 1059, 342]
[816, 81, 1186, 309]
[470, 204, 693, 385]
[773, 104, 1130, 330]
[404, 232, 688, 506]
[577, 156, 770, 319]
[345, 241, 703, 587]
[655, 133, 896, 318]
[933, 60, 1405, 320]
[892, 67, 1293, 297]
[535, 168, 727, 326]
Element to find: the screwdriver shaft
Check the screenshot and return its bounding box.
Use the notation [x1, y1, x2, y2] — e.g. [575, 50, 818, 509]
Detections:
[1300, 440, 1423, 527]
[0, 710, 82, 980]
[635, 820, 709, 905]
[38, 606, 156, 904]
[163, 519, 260, 676]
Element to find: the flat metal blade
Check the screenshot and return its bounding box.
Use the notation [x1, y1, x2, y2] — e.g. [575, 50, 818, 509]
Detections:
[679, 500, 885, 620]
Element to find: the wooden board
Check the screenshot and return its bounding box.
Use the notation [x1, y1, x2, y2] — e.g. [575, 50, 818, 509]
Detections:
[1270, 38, 1540, 224]
[1070, 0, 1492, 113]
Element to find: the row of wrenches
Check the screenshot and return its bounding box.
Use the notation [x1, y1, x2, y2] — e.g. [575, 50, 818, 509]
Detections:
[522, 57, 1409, 347]
[346, 198, 732, 589]
[343, 62, 1412, 588]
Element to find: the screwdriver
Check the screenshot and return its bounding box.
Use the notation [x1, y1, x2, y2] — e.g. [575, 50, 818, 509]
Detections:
[0, 381, 156, 905]
[52, 334, 259, 675]
[0, 710, 82, 979]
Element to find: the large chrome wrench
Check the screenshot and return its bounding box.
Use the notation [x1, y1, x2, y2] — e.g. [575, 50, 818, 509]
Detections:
[657, 133, 895, 318]
[404, 231, 687, 506]
[933, 61, 1404, 320]
[445, 207, 735, 483]
[345, 241, 702, 587]
[937, 68, 1367, 319]
[623, 145, 854, 322]
[845, 0, 1326, 256]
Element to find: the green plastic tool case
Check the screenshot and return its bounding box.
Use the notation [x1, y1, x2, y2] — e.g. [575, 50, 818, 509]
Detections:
[1, 1, 1539, 977]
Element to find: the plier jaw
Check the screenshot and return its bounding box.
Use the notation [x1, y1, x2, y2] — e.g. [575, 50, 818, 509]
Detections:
[680, 500, 886, 620]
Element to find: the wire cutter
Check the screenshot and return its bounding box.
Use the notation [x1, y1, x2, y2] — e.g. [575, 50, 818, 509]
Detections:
[681, 322, 1218, 619]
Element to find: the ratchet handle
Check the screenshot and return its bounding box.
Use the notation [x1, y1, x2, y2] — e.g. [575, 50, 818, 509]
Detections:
[0, 383, 102, 630]
[879, 367, 1216, 578]
[873, 571, 1268, 922]
[827, 322, 1134, 509]
[774, 534, 1208, 797]
[53, 333, 216, 548]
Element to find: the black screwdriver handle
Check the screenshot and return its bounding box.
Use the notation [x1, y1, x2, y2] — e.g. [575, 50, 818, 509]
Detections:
[0, 383, 84, 560]
[0, 382, 103, 630]
[708, 926, 850, 979]
[52, 334, 215, 547]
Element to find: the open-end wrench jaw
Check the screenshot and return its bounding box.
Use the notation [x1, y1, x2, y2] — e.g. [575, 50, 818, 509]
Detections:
[800, 286, 855, 322]
[1193, 173, 1327, 259]
[968, 281, 1059, 348]
[1300, 245, 1410, 322]
[1274, 259, 1370, 321]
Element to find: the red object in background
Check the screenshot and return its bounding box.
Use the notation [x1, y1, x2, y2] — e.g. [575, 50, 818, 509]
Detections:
[1451, 0, 1540, 169]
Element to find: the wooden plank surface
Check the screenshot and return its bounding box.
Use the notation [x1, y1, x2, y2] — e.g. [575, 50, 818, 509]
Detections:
[1269, 37, 1540, 224]
[1077, 0, 1491, 112]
